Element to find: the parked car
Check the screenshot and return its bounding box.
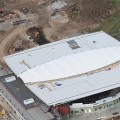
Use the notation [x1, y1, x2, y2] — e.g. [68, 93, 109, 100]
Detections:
[112, 112, 119, 115]
[27, 36, 34, 42]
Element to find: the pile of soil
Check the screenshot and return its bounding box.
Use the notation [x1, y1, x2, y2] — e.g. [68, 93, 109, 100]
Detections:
[65, 0, 114, 24]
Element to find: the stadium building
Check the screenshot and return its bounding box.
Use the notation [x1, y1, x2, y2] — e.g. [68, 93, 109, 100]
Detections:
[2, 31, 120, 119]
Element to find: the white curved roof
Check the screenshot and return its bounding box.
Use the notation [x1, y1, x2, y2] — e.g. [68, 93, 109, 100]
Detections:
[18, 46, 120, 83]
[4, 31, 120, 76]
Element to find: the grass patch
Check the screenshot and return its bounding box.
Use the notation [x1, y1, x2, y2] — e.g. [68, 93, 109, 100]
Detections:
[112, 34, 120, 41]
[92, 1, 120, 40]
[93, 10, 120, 34]
[112, 0, 120, 9]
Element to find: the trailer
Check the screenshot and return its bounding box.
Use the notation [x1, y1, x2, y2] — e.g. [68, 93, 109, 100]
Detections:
[11, 19, 27, 25]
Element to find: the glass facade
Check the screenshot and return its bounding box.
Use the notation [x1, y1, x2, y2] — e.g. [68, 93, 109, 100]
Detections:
[70, 95, 120, 115]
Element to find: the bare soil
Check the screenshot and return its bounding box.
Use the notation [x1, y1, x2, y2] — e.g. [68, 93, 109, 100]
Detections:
[0, 0, 117, 68]
[65, 0, 115, 26]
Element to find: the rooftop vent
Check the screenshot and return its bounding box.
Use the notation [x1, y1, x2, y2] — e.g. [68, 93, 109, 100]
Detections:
[67, 40, 80, 49]
[5, 76, 16, 82]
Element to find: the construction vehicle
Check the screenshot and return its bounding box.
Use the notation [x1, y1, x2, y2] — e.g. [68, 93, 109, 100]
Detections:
[11, 19, 27, 25]
[22, 8, 29, 14]
[27, 36, 34, 42]
[34, 32, 40, 39]
[0, 109, 5, 120]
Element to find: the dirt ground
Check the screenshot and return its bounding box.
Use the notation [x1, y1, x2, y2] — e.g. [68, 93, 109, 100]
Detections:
[0, 0, 49, 68]
[65, 0, 114, 23]
[0, 0, 116, 69]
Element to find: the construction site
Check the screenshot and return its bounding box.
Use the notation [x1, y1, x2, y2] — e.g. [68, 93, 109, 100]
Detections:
[0, 0, 120, 120]
[0, 0, 117, 64]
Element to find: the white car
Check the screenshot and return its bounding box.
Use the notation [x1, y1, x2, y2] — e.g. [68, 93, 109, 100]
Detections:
[27, 36, 34, 42]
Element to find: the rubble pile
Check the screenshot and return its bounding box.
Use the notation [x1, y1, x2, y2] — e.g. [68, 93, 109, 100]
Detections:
[65, 0, 114, 23]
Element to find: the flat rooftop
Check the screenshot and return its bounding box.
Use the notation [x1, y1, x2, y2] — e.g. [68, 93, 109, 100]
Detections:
[0, 74, 45, 109]
[4, 31, 120, 106]
[0, 74, 55, 120]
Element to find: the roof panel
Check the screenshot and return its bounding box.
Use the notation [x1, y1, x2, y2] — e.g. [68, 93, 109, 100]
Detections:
[4, 31, 120, 76]
[18, 46, 120, 83]
[26, 64, 120, 106]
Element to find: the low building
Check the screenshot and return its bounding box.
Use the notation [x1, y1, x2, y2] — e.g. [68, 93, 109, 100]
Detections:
[70, 92, 120, 115]
[0, 74, 54, 120]
[70, 103, 94, 114]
